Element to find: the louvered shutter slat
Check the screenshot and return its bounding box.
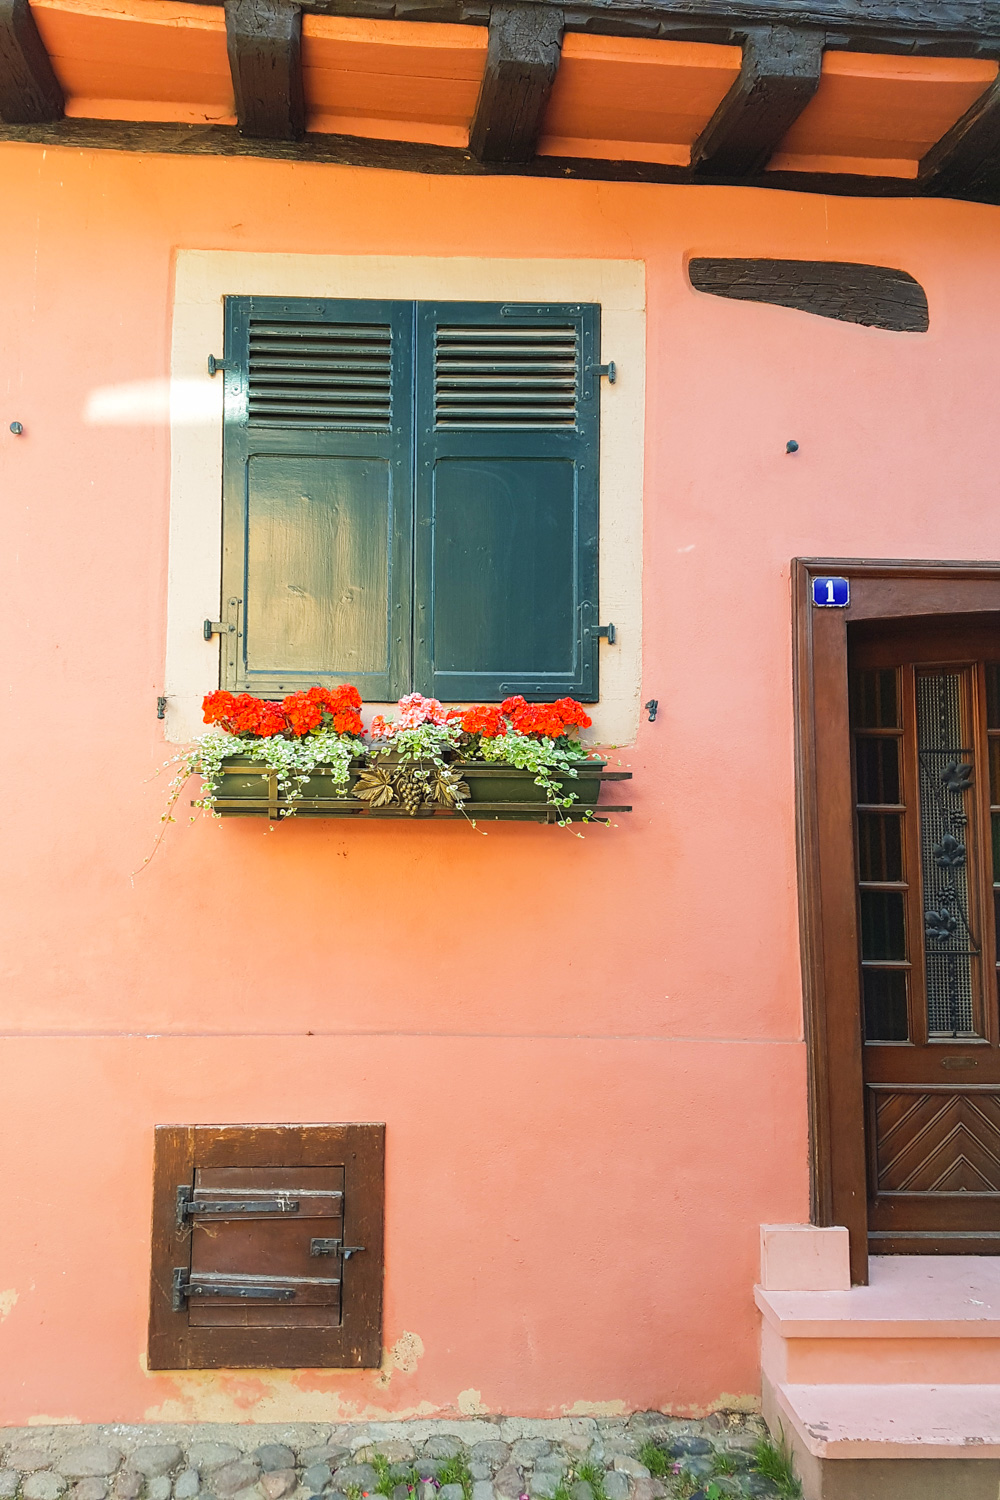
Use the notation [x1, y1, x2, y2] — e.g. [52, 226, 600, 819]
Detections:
[247, 319, 393, 432]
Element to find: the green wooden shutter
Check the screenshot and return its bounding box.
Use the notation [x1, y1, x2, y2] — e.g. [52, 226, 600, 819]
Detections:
[221, 296, 414, 700]
[412, 301, 601, 703]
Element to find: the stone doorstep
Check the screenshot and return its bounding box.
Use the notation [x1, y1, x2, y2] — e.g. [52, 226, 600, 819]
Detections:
[756, 1254, 1000, 1339]
[757, 1254, 1000, 1387]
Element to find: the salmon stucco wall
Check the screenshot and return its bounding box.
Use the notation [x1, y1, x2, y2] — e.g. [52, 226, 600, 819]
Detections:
[0, 141, 998, 1426]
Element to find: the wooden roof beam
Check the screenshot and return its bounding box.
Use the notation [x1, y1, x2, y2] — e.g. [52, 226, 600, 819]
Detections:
[0, 0, 63, 123]
[225, 0, 305, 140]
[691, 24, 822, 175]
[918, 70, 1000, 200]
[469, 3, 564, 163]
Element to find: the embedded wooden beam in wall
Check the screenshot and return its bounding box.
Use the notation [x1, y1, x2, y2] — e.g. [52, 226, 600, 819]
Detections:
[919, 72, 1000, 200]
[689, 258, 930, 332]
[470, 3, 564, 163]
[225, 0, 305, 141]
[0, 0, 63, 124]
[691, 26, 822, 176]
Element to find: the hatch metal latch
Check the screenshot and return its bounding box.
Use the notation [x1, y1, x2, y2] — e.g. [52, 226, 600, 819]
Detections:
[310, 1238, 365, 1259]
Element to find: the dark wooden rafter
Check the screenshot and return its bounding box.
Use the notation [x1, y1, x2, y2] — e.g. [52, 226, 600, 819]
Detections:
[225, 0, 305, 140]
[185, 0, 1000, 49]
[470, 3, 564, 163]
[919, 69, 1000, 199]
[691, 25, 822, 175]
[0, 0, 63, 124]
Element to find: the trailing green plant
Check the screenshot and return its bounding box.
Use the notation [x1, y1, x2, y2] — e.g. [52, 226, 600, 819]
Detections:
[751, 1435, 802, 1499]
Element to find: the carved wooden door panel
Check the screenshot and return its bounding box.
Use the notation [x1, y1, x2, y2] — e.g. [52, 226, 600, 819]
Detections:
[851, 617, 1000, 1253]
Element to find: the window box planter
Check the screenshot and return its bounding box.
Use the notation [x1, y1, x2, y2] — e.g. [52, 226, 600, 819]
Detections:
[207, 756, 631, 823]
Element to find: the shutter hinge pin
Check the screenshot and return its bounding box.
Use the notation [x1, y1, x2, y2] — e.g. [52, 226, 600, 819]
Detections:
[204, 619, 236, 641]
[207, 355, 234, 377]
[590, 362, 616, 383]
[156, 696, 167, 720]
[597, 624, 617, 644]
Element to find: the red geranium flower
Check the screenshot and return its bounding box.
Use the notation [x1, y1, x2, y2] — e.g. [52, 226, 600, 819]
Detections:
[459, 705, 508, 739]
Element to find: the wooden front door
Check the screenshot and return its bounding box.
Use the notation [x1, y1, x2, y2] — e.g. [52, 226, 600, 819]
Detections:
[850, 616, 1000, 1254]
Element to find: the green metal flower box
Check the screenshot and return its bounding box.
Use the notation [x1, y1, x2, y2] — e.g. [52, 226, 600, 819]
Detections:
[207, 757, 631, 822]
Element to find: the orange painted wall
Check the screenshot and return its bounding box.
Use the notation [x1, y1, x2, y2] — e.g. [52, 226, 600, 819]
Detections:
[0, 143, 998, 1426]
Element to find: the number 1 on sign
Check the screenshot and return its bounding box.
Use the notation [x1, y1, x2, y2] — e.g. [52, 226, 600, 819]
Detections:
[825, 580, 836, 604]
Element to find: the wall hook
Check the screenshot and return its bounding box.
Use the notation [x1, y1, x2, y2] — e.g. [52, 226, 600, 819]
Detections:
[156, 696, 167, 720]
[645, 699, 658, 723]
[786, 439, 799, 453]
[9, 421, 23, 435]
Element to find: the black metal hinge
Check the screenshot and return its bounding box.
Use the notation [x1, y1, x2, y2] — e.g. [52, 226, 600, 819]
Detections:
[176, 1185, 302, 1225]
[596, 623, 617, 644]
[172, 1268, 297, 1311]
[207, 355, 234, 377]
[589, 361, 617, 384]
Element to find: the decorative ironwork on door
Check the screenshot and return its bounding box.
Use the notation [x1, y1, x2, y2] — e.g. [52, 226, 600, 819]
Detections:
[916, 672, 981, 1039]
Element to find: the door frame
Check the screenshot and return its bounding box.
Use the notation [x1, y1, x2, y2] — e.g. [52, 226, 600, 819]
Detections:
[792, 558, 1000, 1285]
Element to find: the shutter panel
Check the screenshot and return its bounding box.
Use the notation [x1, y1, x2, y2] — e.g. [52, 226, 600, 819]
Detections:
[221, 296, 414, 701]
[412, 301, 601, 703]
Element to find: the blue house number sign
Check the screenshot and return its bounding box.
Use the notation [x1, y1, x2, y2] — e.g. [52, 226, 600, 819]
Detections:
[812, 575, 850, 608]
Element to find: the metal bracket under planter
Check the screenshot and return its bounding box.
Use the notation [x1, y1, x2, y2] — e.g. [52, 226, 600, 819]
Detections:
[201, 759, 632, 822]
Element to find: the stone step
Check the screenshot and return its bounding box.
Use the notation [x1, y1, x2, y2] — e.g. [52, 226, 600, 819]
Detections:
[756, 1252, 1000, 1386]
[764, 1380, 1000, 1500]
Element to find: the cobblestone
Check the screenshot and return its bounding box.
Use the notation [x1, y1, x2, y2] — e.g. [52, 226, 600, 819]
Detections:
[259, 1471, 295, 1500]
[187, 1452, 241, 1477]
[23, 1476, 66, 1500]
[251, 1453, 294, 1478]
[68, 1481, 108, 1500]
[0, 1414, 777, 1500]
[6, 1453, 49, 1476]
[62, 1454, 121, 1482]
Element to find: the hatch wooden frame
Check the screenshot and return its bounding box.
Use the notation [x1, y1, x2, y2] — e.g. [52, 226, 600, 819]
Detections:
[148, 1122, 385, 1369]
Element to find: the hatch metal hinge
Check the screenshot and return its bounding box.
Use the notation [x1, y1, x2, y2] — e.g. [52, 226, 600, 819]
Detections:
[204, 619, 236, 641]
[596, 624, 617, 644]
[590, 361, 616, 384]
[175, 1185, 300, 1224]
[207, 355, 234, 377]
[171, 1268, 297, 1311]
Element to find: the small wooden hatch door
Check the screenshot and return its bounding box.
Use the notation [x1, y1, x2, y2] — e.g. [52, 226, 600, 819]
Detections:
[149, 1124, 384, 1368]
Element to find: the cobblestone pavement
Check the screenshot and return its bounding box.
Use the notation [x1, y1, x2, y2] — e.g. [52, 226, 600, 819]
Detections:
[0, 1416, 786, 1500]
